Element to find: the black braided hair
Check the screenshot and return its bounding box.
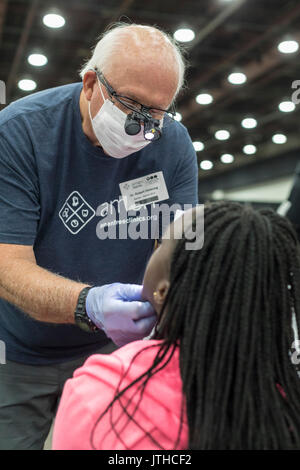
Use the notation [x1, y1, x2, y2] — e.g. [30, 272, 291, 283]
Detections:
[91, 201, 300, 450]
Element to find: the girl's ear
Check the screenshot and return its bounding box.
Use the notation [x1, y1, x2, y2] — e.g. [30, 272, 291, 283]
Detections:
[153, 279, 170, 306]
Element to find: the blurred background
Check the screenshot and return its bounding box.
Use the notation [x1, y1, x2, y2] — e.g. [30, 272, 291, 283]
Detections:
[0, 0, 300, 208]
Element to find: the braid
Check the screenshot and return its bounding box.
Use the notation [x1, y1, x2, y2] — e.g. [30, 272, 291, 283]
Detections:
[156, 202, 300, 449]
[91, 201, 300, 449]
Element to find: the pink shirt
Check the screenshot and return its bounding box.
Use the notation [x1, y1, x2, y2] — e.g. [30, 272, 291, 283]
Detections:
[52, 339, 188, 450]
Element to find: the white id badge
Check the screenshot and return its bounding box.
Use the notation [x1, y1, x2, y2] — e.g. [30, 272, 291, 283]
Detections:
[119, 171, 169, 211]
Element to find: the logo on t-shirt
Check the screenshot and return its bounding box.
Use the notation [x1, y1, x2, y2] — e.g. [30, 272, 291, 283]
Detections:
[59, 191, 95, 234]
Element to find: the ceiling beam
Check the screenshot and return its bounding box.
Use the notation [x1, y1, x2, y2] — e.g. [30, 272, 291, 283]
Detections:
[67, 0, 136, 78]
[84, 0, 136, 47]
[182, 28, 300, 128]
[191, 0, 247, 49]
[6, 0, 39, 101]
[180, 2, 300, 112]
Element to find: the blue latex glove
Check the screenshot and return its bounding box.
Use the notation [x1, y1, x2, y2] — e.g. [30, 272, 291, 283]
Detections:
[85, 283, 156, 347]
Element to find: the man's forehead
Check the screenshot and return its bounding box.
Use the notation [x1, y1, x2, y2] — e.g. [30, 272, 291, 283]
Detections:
[105, 60, 177, 109]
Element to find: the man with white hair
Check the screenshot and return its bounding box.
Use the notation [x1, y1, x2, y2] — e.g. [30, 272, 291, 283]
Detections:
[0, 23, 198, 449]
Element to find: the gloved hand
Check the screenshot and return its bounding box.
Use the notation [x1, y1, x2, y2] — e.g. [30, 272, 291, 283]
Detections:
[85, 283, 156, 347]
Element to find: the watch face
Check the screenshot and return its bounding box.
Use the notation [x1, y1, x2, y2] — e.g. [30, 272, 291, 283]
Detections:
[76, 316, 95, 333]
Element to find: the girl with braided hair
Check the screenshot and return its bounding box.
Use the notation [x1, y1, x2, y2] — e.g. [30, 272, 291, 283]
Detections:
[53, 201, 300, 450]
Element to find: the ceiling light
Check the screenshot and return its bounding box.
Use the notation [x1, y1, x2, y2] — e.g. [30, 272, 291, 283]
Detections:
[193, 141, 205, 152]
[241, 117, 257, 129]
[211, 189, 225, 200]
[200, 160, 213, 170]
[279, 100, 295, 112]
[278, 40, 299, 54]
[243, 144, 257, 155]
[220, 153, 234, 164]
[228, 72, 247, 85]
[272, 134, 287, 144]
[195, 93, 213, 105]
[215, 130, 230, 141]
[174, 112, 182, 121]
[43, 13, 65, 29]
[173, 28, 195, 43]
[18, 79, 37, 91]
[28, 53, 48, 67]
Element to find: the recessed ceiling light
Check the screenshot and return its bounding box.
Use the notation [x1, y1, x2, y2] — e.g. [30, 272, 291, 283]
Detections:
[278, 40, 299, 54]
[241, 117, 257, 129]
[279, 100, 295, 113]
[18, 79, 37, 91]
[28, 53, 48, 67]
[220, 153, 234, 164]
[243, 144, 257, 155]
[43, 13, 65, 29]
[200, 160, 213, 170]
[193, 141, 205, 152]
[228, 72, 247, 85]
[212, 189, 225, 200]
[272, 134, 287, 144]
[173, 28, 195, 43]
[195, 93, 213, 105]
[215, 130, 230, 141]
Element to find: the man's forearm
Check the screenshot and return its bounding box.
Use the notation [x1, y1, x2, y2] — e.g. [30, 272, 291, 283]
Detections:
[0, 259, 90, 324]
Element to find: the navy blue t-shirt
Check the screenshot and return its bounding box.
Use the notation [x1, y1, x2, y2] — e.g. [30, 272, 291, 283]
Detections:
[0, 83, 198, 364]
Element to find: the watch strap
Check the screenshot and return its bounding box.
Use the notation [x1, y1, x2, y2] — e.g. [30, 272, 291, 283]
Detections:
[74, 286, 98, 333]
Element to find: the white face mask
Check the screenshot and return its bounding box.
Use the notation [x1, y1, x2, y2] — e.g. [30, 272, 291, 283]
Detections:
[88, 78, 152, 159]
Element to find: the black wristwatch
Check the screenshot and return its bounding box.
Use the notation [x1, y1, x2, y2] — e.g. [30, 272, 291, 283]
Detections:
[74, 286, 99, 333]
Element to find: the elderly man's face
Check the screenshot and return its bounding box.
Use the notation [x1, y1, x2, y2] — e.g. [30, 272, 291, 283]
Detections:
[82, 28, 179, 147]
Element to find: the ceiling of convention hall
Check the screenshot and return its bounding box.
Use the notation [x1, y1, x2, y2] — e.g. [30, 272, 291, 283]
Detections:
[1, 0, 300, 184]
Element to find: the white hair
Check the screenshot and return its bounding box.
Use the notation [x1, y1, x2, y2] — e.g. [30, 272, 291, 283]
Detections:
[79, 23, 186, 99]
